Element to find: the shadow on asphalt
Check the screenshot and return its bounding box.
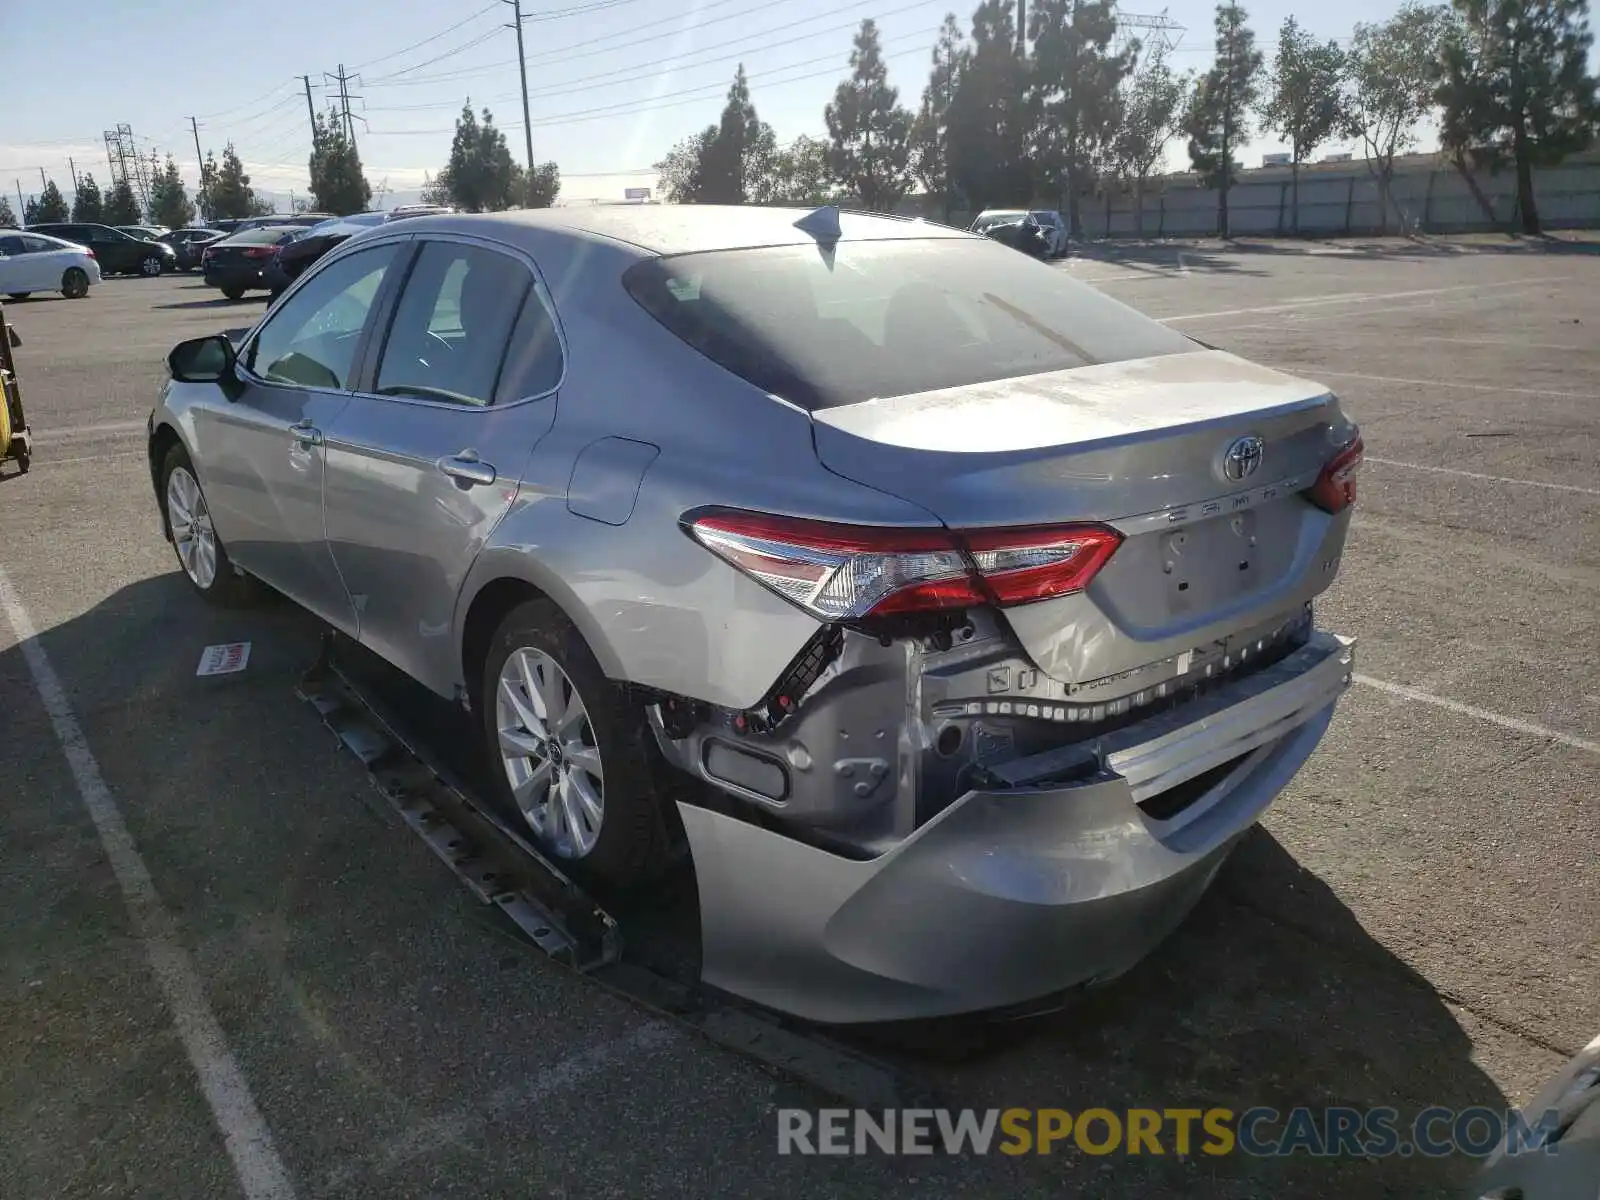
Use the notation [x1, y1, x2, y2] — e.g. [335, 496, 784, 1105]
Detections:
[1073, 233, 1600, 271]
[150, 296, 267, 311]
[3, 571, 1509, 1197]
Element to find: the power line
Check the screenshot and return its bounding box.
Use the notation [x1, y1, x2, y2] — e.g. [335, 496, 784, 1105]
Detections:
[351, 3, 501, 69]
[368, 2, 943, 114]
[195, 79, 298, 121]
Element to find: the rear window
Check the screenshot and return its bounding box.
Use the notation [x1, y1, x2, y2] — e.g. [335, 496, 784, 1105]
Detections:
[622, 239, 1196, 411]
[224, 227, 293, 245]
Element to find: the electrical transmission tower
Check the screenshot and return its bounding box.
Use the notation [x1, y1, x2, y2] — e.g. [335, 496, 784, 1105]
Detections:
[323, 64, 365, 149]
[1115, 9, 1184, 59]
[103, 124, 156, 210]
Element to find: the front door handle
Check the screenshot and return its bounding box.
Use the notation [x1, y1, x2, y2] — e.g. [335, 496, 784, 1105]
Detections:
[437, 450, 496, 486]
[289, 419, 323, 447]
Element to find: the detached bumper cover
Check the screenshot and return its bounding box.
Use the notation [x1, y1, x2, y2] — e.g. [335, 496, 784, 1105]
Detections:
[680, 631, 1355, 1024]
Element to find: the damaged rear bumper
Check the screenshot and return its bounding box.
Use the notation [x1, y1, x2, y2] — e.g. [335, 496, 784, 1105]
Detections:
[678, 631, 1355, 1024]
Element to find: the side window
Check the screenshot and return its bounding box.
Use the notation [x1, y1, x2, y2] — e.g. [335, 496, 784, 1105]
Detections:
[373, 241, 529, 407]
[246, 244, 398, 390]
[0, 236, 25, 255]
[494, 282, 564, 404]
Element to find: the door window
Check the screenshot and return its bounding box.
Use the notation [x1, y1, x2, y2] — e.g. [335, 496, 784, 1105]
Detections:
[494, 281, 565, 404]
[0, 236, 25, 255]
[246, 244, 398, 390]
[373, 241, 529, 407]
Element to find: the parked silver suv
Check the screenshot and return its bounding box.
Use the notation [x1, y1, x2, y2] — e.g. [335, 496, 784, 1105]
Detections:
[148, 205, 1359, 1022]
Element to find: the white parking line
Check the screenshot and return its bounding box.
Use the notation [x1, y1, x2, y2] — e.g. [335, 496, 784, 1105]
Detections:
[1355, 673, 1600, 755]
[32, 419, 147, 441]
[32, 450, 147, 468]
[1161, 276, 1568, 322]
[0, 566, 297, 1200]
[1314, 369, 1589, 400]
[1366, 457, 1600, 496]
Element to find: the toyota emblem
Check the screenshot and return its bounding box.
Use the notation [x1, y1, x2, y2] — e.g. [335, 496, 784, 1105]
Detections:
[1223, 436, 1264, 481]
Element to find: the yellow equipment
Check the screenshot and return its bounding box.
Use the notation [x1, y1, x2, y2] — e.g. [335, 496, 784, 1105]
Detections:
[0, 300, 31, 475]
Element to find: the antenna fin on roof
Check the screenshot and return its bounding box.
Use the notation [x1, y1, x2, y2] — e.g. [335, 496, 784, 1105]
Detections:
[794, 205, 841, 243]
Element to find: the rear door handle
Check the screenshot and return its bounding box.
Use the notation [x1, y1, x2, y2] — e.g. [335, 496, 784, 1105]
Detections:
[289, 419, 322, 447]
[437, 451, 496, 486]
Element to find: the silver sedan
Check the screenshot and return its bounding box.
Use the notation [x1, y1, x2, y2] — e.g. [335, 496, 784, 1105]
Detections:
[148, 205, 1360, 1023]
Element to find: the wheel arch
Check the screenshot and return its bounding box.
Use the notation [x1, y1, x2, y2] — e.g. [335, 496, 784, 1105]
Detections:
[148, 420, 187, 540]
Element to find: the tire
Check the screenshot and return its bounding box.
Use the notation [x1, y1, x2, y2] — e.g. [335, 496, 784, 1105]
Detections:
[6, 293, 29, 300]
[140, 254, 164, 277]
[159, 444, 255, 606]
[60, 268, 88, 299]
[221, 285, 245, 301]
[481, 598, 668, 890]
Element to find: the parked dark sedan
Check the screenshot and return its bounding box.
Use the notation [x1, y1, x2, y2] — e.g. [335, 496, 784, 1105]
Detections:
[266, 212, 388, 297]
[25, 222, 177, 276]
[200, 225, 308, 299]
[159, 228, 226, 271]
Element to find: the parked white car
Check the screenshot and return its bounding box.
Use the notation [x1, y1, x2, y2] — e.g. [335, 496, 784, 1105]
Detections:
[0, 231, 100, 299]
[970, 209, 1070, 257]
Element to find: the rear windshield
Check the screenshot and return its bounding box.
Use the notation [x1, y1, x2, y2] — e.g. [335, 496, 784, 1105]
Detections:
[622, 239, 1196, 410]
[224, 227, 296, 244]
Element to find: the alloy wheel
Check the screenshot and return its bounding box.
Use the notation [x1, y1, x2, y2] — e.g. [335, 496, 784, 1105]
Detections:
[495, 647, 605, 858]
[141, 256, 163, 277]
[166, 466, 218, 589]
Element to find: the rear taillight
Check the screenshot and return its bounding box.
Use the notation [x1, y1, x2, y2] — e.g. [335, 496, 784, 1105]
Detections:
[243, 246, 275, 258]
[1307, 433, 1364, 513]
[685, 510, 1122, 620]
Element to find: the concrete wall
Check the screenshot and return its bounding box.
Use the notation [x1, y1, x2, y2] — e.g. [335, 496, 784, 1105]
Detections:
[907, 156, 1600, 238]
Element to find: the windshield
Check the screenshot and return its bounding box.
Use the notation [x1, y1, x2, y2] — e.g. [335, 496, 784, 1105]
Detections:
[622, 239, 1196, 411]
[971, 212, 1025, 230]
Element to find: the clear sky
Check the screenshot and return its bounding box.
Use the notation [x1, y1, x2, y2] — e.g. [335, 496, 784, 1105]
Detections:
[1, 0, 1445, 211]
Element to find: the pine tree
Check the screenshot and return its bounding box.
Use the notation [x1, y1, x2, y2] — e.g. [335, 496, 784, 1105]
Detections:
[0, 196, 16, 228]
[1258, 16, 1349, 232]
[909, 16, 966, 218]
[947, 0, 1034, 212]
[1437, 0, 1600, 234]
[1185, 2, 1264, 237]
[441, 102, 522, 211]
[308, 110, 374, 216]
[72, 173, 105, 222]
[825, 19, 914, 212]
[149, 156, 197, 229]
[700, 66, 775, 204]
[104, 178, 142, 225]
[209, 144, 261, 220]
[23, 198, 40, 225]
[34, 180, 70, 223]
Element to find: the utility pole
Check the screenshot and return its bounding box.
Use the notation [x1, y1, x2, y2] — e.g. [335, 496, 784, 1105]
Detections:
[68, 158, 78, 189]
[301, 75, 318, 137]
[189, 117, 208, 221]
[324, 64, 362, 150]
[16, 180, 25, 216]
[1017, 0, 1026, 50]
[503, 0, 536, 205]
[39, 168, 47, 192]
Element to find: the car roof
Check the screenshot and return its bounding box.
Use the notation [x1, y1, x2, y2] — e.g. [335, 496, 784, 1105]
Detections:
[390, 205, 973, 257]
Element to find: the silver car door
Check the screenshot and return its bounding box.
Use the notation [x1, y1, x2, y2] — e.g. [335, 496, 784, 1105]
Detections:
[321, 235, 563, 697]
[203, 241, 405, 629]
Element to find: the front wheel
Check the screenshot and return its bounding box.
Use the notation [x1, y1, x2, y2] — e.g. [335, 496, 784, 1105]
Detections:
[481, 599, 668, 889]
[140, 255, 164, 277]
[221, 285, 245, 301]
[60, 268, 88, 299]
[159, 445, 255, 606]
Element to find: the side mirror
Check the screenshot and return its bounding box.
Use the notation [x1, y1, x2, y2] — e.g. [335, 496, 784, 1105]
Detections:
[168, 334, 237, 384]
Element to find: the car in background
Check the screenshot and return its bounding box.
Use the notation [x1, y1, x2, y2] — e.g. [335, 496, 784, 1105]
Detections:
[0, 230, 100, 299]
[267, 213, 388, 297]
[200, 224, 308, 299]
[148, 205, 1362, 1025]
[970, 208, 1069, 258]
[118, 225, 170, 242]
[159, 228, 226, 272]
[385, 204, 454, 221]
[25, 222, 176, 277]
[208, 214, 331, 237]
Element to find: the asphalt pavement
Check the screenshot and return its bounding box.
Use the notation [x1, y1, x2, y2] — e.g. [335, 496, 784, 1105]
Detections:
[0, 238, 1595, 1200]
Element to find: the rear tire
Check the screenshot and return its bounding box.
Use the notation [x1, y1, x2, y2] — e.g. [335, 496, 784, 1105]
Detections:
[6, 292, 29, 300]
[480, 599, 668, 891]
[221, 285, 245, 301]
[140, 254, 164, 277]
[60, 269, 88, 299]
[159, 444, 255, 606]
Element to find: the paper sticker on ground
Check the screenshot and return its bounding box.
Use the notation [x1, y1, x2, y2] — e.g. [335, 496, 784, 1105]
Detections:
[196, 642, 251, 677]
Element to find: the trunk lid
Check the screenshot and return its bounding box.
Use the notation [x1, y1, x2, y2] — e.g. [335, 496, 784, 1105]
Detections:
[810, 348, 1355, 689]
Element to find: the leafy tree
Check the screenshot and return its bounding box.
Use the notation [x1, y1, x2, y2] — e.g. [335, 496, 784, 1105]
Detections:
[308, 110, 373, 215]
[1436, 0, 1599, 234]
[948, 0, 1034, 212]
[1029, 0, 1134, 236]
[419, 171, 454, 206]
[208, 143, 263, 220]
[1347, 3, 1452, 233]
[34, 180, 70, 223]
[522, 161, 561, 208]
[756, 135, 841, 204]
[23, 198, 40, 225]
[71, 173, 104, 222]
[1184, 2, 1264, 237]
[0, 195, 16, 228]
[104, 178, 142, 225]
[909, 15, 966, 218]
[149, 156, 196, 229]
[440, 102, 523, 211]
[825, 19, 914, 212]
[654, 130, 715, 203]
[1258, 16, 1349, 232]
[1111, 45, 1192, 234]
